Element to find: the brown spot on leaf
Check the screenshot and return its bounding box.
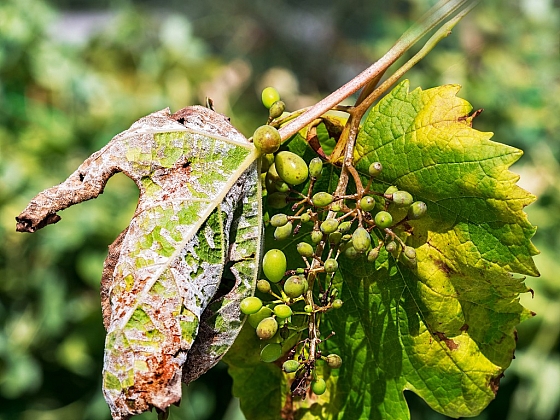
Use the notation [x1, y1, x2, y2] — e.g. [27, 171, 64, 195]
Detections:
[489, 373, 504, 395]
[435, 331, 459, 350]
[460, 323, 469, 333]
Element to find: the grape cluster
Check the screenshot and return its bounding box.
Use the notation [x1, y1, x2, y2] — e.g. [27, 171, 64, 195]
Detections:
[244, 87, 427, 398]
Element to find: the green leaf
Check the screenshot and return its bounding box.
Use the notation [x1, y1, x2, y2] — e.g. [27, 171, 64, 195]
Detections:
[16, 106, 262, 419]
[322, 80, 539, 419]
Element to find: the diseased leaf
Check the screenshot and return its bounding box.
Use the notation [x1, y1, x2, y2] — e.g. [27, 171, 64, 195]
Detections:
[16, 106, 262, 419]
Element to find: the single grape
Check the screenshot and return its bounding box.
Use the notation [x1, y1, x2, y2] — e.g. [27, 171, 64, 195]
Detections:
[352, 227, 371, 253]
[311, 230, 323, 244]
[359, 196, 376, 212]
[311, 378, 327, 395]
[262, 249, 287, 283]
[392, 190, 413, 207]
[300, 212, 311, 223]
[367, 248, 379, 263]
[256, 317, 278, 340]
[260, 153, 274, 173]
[253, 125, 281, 155]
[312, 192, 334, 208]
[270, 213, 289, 227]
[274, 222, 293, 241]
[268, 100, 285, 119]
[341, 233, 352, 242]
[274, 180, 290, 193]
[320, 219, 339, 234]
[329, 231, 342, 245]
[330, 201, 342, 212]
[284, 275, 306, 298]
[282, 359, 300, 373]
[385, 240, 398, 253]
[248, 306, 273, 328]
[343, 243, 358, 259]
[267, 192, 289, 209]
[324, 258, 338, 273]
[304, 304, 313, 313]
[338, 221, 352, 233]
[325, 354, 342, 369]
[275, 151, 308, 186]
[257, 279, 271, 294]
[385, 185, 398, 195]
[374, 211, 393, 228]
[408, 201, 427, 220]
[260, 343, 283, 362]
[332, 299, 343, 309]
[368, 161, 383, 177]
[404, 246, 416, 260]
[240, 296, 263, 315]
[261, 87, 281, 109]
[308, 157, 323, 178]
[297, 242, 314, 258]
[274, 304, 293, 319]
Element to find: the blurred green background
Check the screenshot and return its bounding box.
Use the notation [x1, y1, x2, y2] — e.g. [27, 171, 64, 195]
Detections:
[0, 0, 558, 419]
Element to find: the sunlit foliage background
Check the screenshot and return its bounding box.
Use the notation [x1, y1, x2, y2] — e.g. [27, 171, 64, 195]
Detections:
[0, 0, 558, 419]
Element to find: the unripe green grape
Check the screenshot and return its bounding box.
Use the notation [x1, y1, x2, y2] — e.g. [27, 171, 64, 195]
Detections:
[320, 219, 339, 234]
[329, 231, 342, 245]
[257, 279, 271, 294]
[240, 296, 263, 315]
[359, 196, 376, 212]
[385, 185, 398, 195]
[311, 378, 327, 395]
[330, 202, 342, 212]
[341, 233, 352, 242]
[256, 317, 278, 340]
[300, 212, 311, 223]
[283, 359, 301, 373]
[267, 192, 289, 209]
[274, 222, 293, 241]
[260, 154, 275, 173]
[260, 343, 282, 362]
[338, 221, 352, 233]
[311, 230, 323, 244]
[352, 227, 371, 253]
[297, 242, 314, 258]
[324, 258, 338, 273]
[312, 192, 334, 208]
[374, 211, 393, 228]
[404, 246, 416, 260]
[332, 299, 343, 309]
[270, 213, 289, 227]
[368, 161, 383, 177]
[275, 151, 308, 186]
[392, 190, 413, 207]
[385, 241, 398, 253]
[253, 125, 281, 154]
[274, 180, 290, 193]
[325, 354, 342, 369]
[284, 275, 306, 298]
[343, 244, 358, 259]
[262, 249, 287, 283]
[274, 304, 293, 319]
[308, 157, 323, 178]
[248, 306, 273, 328]
[408, 201, 427, 220]
[261, 86, 281, 109]
[268, 100, 285, 119]
[304, 304, 313, 313]
[367, 248, 380, 263]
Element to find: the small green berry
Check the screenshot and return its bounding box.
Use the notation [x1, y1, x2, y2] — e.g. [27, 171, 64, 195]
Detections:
[253, 125, 281, 155]
[312, 192, 334, 208]
[320, 219, 339, 234]
[274, 222, 293, 241]
[392, 190, 414, 207]
[256, 317, 278, 340]
[311, 378, 327, 395]
[329, 231, 342, 245]
[262, 249, 287, 283]
[261, 87, 281, 109]
[359, 196, 376, 212]
[330, 202, 342, 212]
[240, 296, 263, 315]
[332, 299, 343, 309]
[385, 185, 398, 195]
[248, 306, 273, 328]
[408, 201, 427, 220]
[368, 161, 383, 177]
[343, 244, 358, 259]
[324, 258, 338, 273]
[325, 354, 342, 369]
[297, 242, 314, 258]
[284, 275, 306, 298]
[274, 304, 293, 319]
[338, 221, 352, 233]
[308, 157, 323, 178]
[367, 248, 379, 263]
[257, 279, 271, 294]
[374, 211, 393, 229]
[260, 343, 282, 362]
[268, 100, 285, 119]
[275, 151, 308, 186]
[304, 304, 313, 313]
[385, 241, 398, 253]
[270, 213, 289, 227]
[311, 230, 323, 244]
[300, 212, 311, 223]
[282, 359, 300, 373]
[404, 246, 416, 260]
[352, 227, 371, 253]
